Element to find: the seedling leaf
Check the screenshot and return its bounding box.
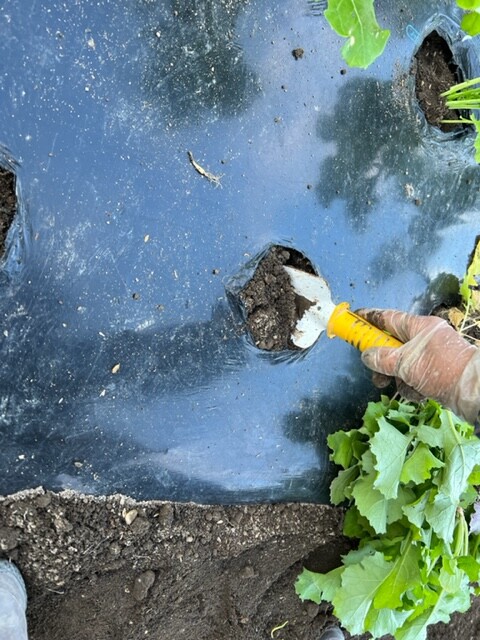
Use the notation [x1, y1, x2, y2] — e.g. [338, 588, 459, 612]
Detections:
[402, 491, 430, 529]
[351, 474, 389, 533]
[365, 607, 412, 638]
[327, 429, 363, 468]
[295, 566, 343, 603]
[342, 505, 376, 538]
[297, 397, 480, 639]
[439, 437, 480, 503]
[457, 0, 480, 9]
[373, 536, 422, 609]
[330, 465, 359, 504]
[461, 11, 480, 35]
[331, 552, 392, 635]
[324, 0, 390, 69]
[400, 443, 444, 485]
[370, 416, 412, 499]
[395, 580, 471, 640]
[424, 492, 457, 543]
[457, 554, 480, 581]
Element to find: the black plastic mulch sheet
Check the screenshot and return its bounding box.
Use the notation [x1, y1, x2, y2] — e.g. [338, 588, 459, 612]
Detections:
[0, 1, 479, 502]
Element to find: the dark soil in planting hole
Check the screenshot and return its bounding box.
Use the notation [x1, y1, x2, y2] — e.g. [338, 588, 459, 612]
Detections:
[414, 31, 463, 131]
[239, 245, 316, 351]
[0, 167, 16, 258]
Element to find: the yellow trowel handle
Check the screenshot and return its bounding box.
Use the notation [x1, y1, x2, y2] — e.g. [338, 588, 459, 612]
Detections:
[327, 302, 403, 352]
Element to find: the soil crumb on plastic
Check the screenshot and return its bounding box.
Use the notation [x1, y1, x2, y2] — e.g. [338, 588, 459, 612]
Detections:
[0, 167, 16, 258]
[239, 245, 315, 351]
[414, 32, 463, 131]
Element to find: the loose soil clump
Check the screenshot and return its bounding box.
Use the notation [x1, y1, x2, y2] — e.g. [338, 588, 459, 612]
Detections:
[239, 245, 316, 352]
[292, 48, 304, 60]
[414, 31, 463, 131]
[0, 166, 16, 258]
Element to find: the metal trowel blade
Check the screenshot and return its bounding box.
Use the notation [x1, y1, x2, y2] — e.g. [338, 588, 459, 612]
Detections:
[284, 266, 336, 349]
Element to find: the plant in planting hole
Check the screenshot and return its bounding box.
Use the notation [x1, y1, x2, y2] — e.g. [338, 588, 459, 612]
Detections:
[320, 0, 480, 69]
[296, 396, 480, 639]
[441, 76, 480, 162]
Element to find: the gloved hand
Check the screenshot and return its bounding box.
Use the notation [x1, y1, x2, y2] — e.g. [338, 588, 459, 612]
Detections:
[357, 309, 480, 424]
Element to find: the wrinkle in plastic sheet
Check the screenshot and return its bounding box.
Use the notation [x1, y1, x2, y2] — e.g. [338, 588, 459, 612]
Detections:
[0, 0, 479, 502]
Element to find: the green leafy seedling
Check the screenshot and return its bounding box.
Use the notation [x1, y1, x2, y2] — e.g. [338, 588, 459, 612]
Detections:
[441, 76, 480, 163]
[296, 397, 480, 640]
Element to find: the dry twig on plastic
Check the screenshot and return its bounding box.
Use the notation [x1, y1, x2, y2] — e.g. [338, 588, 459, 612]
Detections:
[187, 151, 223, 187]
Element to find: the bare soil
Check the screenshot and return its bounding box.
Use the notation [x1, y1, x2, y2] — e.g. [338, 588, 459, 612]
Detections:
[1, 488, 479, 640]
[1, 489, 346, 640]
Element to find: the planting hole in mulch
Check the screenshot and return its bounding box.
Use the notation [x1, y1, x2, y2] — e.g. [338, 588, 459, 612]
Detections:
[0, 166, 17, 259]
[414, 31, 464, 131]
[238, 245, 316, 352]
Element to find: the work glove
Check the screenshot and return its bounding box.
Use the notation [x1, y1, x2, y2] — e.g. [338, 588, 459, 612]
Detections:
[357, 309, 480, 424]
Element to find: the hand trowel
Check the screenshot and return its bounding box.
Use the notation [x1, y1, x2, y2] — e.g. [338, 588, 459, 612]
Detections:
[284, 266, 403, 351]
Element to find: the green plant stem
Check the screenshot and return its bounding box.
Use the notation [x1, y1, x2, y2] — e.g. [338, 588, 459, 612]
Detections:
[453, 508, 469, 558]
[460, 298, 472, 335]
[464, 513, 470, 558]
[446, 101, 480, 109]
[471, 534, 480, 559]
[441, 77, 480, 97]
